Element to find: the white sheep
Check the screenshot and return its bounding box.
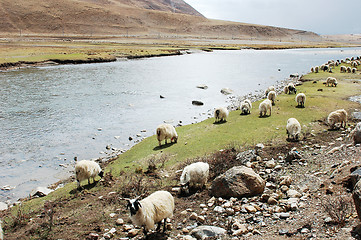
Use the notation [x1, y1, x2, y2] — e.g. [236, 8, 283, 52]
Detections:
[328, 109, 347, 129]
[126, 191, 174, 235]
[295, 93, 306, 108]
[352, 68, 357, 73]
[267, 90, 277, 105]
[75, 160, 104, 188]
[265, 86, 275, 97]
[347, 67, 352, 73]
[340, 66, 347, 73]
[214, 107, 229, 123]
[259, 99, 272, 117]
[180, 162, 209, 194]
[310, 67, 314, 73]
[326, 77, 338, 87]
[284, 83, 297, 94]
[314, 66, 319, 73]
[283, 85, 289, 94]
[156, 123, 178, 146]
[286, 118, 301, 141]
[240, 99, 252, 115]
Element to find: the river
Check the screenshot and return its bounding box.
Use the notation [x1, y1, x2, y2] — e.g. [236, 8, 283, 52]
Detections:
[1, 47, 361, 203]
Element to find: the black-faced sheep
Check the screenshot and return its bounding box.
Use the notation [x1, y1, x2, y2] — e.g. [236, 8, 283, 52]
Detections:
[180, 162, 209, 195]
[265, 86, 275, 97]
[75, 160, 104, 189]
[328, 109, 347, 129]
[286, 118, 301, 141]
[240, 99, 252, 115]
[126, 191, 174, 236]
[156, 123, 178, 146]
[259, 99, 272, 117]
[340, 66, 347, 73]
[326, 77, 338, 87]
[314, 66, 319, 73]
[352, 68, 357, 74]
[214, 107, 229, 123]
[347, 67, 352, 73]
[295, 93, 306, 108]
[267, 90, 277, 105]
[285, 83, 297, 94]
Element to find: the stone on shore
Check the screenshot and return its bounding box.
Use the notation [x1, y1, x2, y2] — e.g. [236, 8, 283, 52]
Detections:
[190, 225, 226, 240]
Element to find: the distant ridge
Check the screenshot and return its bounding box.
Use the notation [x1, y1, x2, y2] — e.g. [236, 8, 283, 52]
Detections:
[0, 0, 320, 40]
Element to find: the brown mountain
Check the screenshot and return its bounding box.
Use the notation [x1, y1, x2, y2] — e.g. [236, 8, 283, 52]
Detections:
[0, 0, 320, 40]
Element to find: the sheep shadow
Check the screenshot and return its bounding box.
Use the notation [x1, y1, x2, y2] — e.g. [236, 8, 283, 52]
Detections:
[213, 120, 227, 124]
[295, 105, 305, 109]
[144, 232, 169, 240]
[258, 115, 271, 118]
[153, 142, 176, 151]
[69, 181, 99, 194]
[286, 137, 300, 143]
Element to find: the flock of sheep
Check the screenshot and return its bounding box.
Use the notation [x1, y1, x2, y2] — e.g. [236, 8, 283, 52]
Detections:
[73, 55, 359, 238]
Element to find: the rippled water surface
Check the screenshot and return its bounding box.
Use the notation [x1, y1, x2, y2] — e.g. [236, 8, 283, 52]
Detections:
[1, 47, 361, 202]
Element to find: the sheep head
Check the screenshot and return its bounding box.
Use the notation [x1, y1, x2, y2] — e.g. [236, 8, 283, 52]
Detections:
[127, 199, 142, 215]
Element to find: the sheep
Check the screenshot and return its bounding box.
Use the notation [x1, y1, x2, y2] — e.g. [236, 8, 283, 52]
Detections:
[347, 67, 352, 73]
[214, 107, 229, 123]
[295, 93, 306, 108]
[265, 86, 275, 97]
[180, 162, 209, 195]
[75, 160, 104, 189]
[126, 191, 174, 236]
[314, 66, 319, 73]
[326, 77, 338, 87]
[328, 109, 347, 129]
[267, 90, 277, 105]
[320, 64, 329, 72]
[259, 99, 272, 117]
[286, 118, 301, 141]
[352, 68, 357, 73]
[340, 66, 347, 73]
[310, 67, 314, 73]
[286, 83, 297, 94]
[156, 123, 178, 146]
[283, 85, 289, 94]
[240, 99, 252, 115]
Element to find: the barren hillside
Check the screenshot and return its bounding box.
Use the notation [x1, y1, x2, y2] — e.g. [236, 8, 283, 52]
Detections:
[0, 0, 320, 40]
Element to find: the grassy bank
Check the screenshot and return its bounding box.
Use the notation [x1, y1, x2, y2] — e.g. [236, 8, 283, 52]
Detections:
[0, 37, 359, 70]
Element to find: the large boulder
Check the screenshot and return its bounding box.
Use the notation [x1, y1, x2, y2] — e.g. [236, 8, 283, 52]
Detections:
[190, 225, 226, 240]
[211, 166, 265, 198]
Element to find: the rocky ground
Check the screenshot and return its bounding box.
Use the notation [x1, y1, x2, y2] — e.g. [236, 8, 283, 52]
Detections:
[1, 117, 361, 240]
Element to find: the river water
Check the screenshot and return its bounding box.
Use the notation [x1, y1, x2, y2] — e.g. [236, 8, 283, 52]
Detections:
[1, 47, 361, 203]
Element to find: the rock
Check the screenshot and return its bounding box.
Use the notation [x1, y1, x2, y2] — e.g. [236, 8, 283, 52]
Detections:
[287, 189, 302, 198]
[31, 187, 54, 197]
[197, 84, 208, 89]
[350, 168, 361, 189]
[220, 88, 233, 95]
[324, 217, 333, 223]
[255, 143, 265, 150]
[279, 212, 290, 219]
[353, 179, 361, 221]
[233, 224, 248, 236]
[354, 122, 361, 144]
[0, 202, 8, 211]
[244, 205, 257, 213]
[190, 225, 227, 240]
[236, 150, 258, 164]
[280, 176, 292, 186]
[213, 206, 225, 213]
[192, 100, 204, 106]
[267, 197, 278, 205]
[190, 212, 198, 220]
[196, 215, 206, 223]
[211, 166, 265, 198]
[127, 229, 139, 237]
[116, 218, 124, 225]
[88, 233, 99, 240]
[265, 160, 276, 168]
[109, 213, 116, 218]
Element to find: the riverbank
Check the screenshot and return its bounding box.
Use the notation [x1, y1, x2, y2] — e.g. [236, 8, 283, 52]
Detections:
[1, 36, 360, 71]
[1, 56, 361, 239]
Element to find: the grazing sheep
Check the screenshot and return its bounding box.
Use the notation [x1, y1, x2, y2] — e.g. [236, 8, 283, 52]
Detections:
[310, 67, 314, 73]
[347, 67, 352, 73]
[267, 90, 277, 105]
[259, 99, 272, 117]
[295, 93, 306, 108]
[320, 64, 329, 72]
[328, 109, 347, 129]
[214, 107, 229, 123]
[314, 66, 319, 73]
[286, 83, 297, 94]
[75, 160, 104, 188]
[326, 77, 338, 87]
[352, 68, 357, 73]
[340, 66, 347, 73]
[180, 162, 209, 194]
[126, 191, 174, 236]
[265, 86, 275, 97]
[352, 61, 358, 67]
[286, 118, 301, 141]
[156, 123, 178, 146]
[283, 85, 289, 94]
[240, 99, 252, 115]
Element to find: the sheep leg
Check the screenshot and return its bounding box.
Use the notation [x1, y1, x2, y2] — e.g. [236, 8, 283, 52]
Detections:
[158, 141, 161, 146]
[156, 221, 161, 231]
[88, 178, 91, 185]
[163, 219, 167, 232]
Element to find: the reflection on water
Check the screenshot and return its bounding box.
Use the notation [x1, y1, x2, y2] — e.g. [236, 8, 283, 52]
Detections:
[1, 47, 361, 202]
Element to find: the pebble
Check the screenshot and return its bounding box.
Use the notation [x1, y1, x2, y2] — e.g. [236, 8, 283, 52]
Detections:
[116, 218, 124, 225]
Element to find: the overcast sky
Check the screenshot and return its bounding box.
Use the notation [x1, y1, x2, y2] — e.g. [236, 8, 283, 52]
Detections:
[183, 0, 361, 35]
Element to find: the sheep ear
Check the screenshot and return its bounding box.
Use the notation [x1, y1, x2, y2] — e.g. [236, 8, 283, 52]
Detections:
[136, 200, 142, 208]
